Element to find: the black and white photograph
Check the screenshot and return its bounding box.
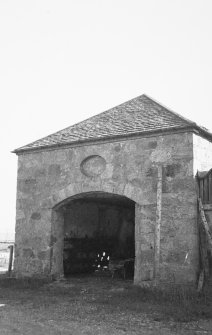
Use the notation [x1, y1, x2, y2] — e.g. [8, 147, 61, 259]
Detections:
[0, 1, 212, 334]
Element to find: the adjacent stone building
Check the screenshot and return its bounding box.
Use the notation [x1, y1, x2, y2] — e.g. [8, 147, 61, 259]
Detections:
[13, 94, 212, 286]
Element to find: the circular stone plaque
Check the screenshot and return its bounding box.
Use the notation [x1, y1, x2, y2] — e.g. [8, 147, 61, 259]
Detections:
[80, 155, 106, 177]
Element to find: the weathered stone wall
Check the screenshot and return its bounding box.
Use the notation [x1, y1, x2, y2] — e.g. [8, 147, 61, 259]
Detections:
[14, 131, 198, 285]
[64, 202, 99, 239]
[64, 201, 134, 240]
[193, 134, 212, 174]
[64, 200, 134, 255]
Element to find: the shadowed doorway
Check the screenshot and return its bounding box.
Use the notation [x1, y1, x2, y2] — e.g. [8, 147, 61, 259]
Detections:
[59, 192, 135, 279]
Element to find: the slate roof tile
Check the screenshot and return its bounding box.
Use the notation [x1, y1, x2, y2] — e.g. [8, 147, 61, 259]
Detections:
[14, 94, 212, 153]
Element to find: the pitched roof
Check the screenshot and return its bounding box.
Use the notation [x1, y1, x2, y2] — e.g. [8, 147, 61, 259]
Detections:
[14, 94, 212, 153]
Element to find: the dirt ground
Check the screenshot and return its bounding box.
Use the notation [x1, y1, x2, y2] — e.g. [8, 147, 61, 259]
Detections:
[0, 275, 212, 335]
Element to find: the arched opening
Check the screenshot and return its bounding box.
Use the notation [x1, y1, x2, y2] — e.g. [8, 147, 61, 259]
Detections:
[52, 192, 135, 280]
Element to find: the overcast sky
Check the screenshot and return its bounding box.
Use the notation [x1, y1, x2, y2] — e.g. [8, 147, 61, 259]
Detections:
[0, 0, 212, 240]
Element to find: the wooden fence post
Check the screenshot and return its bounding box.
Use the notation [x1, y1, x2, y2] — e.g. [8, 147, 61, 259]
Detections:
[198, 198, 212, 252]
[8, 245, 14, 275]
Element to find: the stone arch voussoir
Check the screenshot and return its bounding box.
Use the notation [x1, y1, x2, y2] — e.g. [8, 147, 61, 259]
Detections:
[51, 181, 141, 209]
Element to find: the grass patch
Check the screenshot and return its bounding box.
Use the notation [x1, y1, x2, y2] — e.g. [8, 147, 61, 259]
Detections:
[0, 276, 51, 289]
[0, 276, 211, 323]
[110, 284, 212, 322]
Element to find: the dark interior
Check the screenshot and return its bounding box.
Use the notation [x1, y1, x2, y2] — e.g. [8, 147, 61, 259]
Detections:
[62, 192, 135, 278]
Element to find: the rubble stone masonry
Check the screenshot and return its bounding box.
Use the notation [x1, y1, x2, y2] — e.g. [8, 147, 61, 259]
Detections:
[14, 131, 209, 286]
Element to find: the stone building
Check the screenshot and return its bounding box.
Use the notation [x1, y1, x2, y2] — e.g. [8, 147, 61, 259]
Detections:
[13, 94, 212, 286]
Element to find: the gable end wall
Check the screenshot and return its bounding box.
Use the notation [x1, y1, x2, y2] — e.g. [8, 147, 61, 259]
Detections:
[14, 131, 198, 285]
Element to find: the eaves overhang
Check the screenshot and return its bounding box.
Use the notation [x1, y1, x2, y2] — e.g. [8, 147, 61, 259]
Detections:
[12, 124, 212, 156]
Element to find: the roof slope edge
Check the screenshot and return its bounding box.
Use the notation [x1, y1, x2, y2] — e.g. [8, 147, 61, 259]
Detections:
[13, 94, 212, 153]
